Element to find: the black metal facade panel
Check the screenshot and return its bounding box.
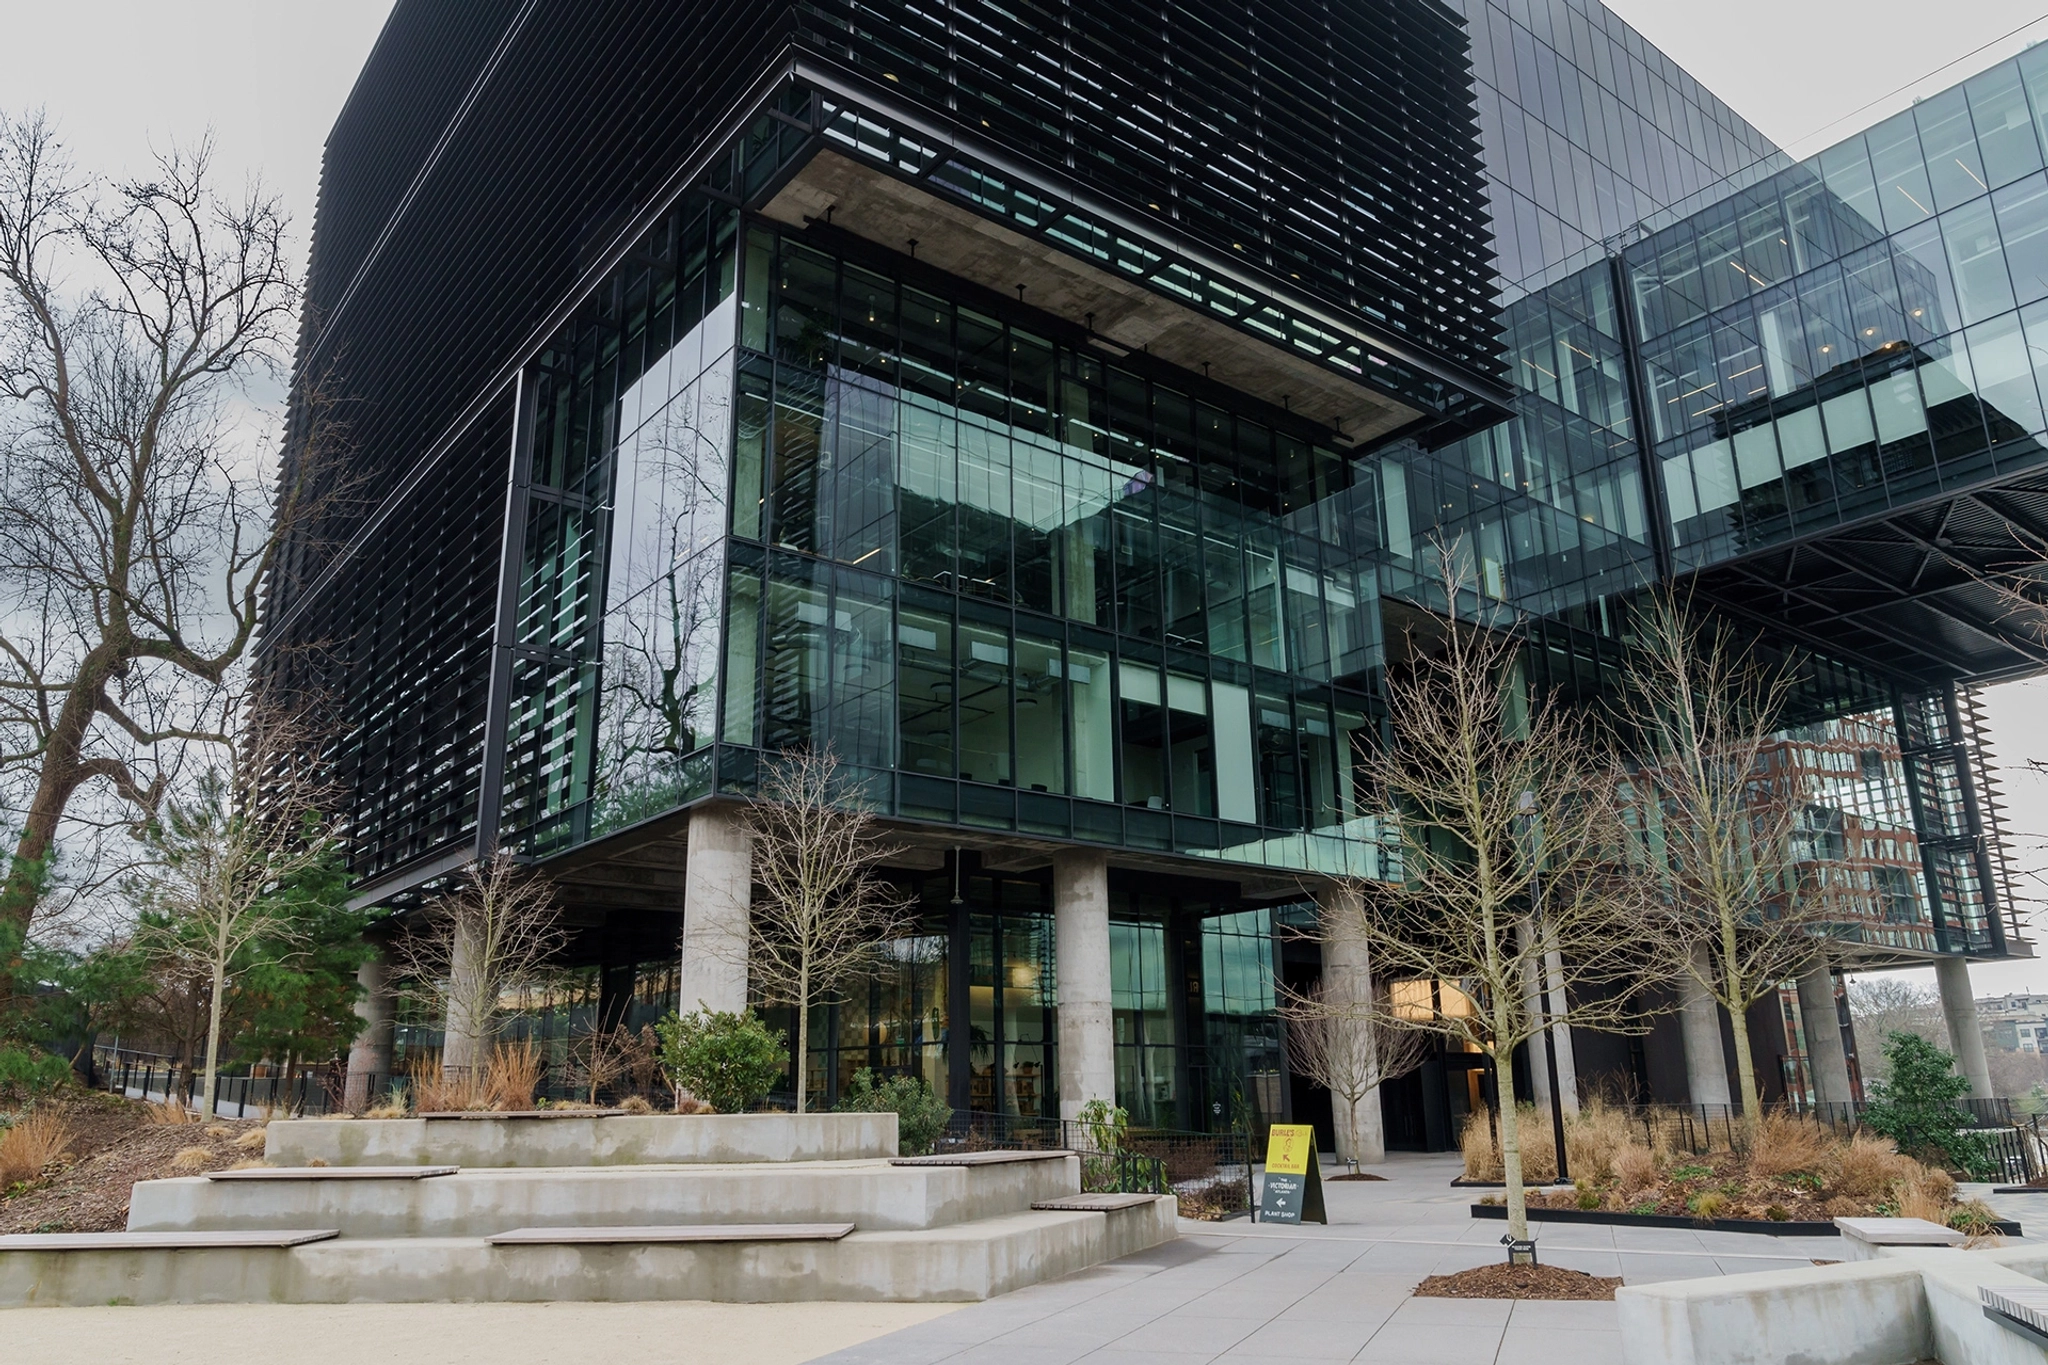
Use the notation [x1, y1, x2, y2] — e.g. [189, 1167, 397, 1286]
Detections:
[280, 401, 512, 885]
[275, 0, 1500, 621]
[794, 0, 1499, 379]
[275, 0, 798, 622]
[300, 0, 528, 330]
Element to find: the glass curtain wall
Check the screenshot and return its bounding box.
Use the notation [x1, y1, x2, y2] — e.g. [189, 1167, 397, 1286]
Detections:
[498, 194, 740, 854]
[1626, 48, 2048, 570]
[719, 225, 1390, 876]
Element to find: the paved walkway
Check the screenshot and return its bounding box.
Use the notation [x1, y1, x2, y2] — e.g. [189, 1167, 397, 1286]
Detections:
[811, 1152, 1855, 1365]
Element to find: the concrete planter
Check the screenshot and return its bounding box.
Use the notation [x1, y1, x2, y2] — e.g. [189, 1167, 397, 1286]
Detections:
[265, 1112, 900, 1168]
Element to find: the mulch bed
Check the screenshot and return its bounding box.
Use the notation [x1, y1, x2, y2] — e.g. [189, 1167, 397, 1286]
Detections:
[1414, 1263, 1621, 1301]
[1327, 1172, 1388, 1182]
[1, 1094, 261, 1234]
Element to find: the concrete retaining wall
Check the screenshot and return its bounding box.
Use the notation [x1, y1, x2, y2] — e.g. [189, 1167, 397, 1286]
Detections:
[3, 1197, 1177, 1307]
[1617, 1245, 2048, 1365]
[264, 1112, 899, 1168]
[129, 1155, 1081, 1237]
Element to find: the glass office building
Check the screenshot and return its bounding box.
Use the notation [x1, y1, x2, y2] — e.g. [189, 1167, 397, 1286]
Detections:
[281, 0, 2036, 1141]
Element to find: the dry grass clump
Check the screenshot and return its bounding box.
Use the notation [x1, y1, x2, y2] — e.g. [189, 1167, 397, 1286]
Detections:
[169, 1145, 213, 1173]
[672, 1091, 715, 1116]
[143, 1099, 195, 1125]
[1564, 1099, 1635, 1183]
[617, 1095, 654, 1115]
[1460, 1111, 1501, 1180]
[410, 1058, 490, 1113]
[485, 1041, 542, 1111]
[1612, 1144, 1658, 1195]
[1747, 1113, 1833, 1181]
[234, 1126, 268, 1151]
[365, 1083, 412, 1119]
[1836, 1133, 1919, 1200]
[0, 1111, 74, 1188]
[1461, 1106, 1556, 1183]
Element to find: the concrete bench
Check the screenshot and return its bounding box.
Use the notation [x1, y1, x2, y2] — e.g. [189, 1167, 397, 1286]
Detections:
[1833, 1216, 1965, 1261]
[486, 1222, 856, 1245]
[1031, 1194, 1158, 1211]
[208, 1166, 458, 1181]
[0, 1230, 338, 1251]
[892, 1151, 1071, 1166]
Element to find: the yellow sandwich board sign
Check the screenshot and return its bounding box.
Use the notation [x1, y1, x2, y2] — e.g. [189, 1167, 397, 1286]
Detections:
[1257, 1124, 1326, 1224]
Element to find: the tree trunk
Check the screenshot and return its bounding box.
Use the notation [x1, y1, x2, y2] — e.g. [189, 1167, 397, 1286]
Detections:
[201, 960, 226, 1121]
[1, 651, 121, 935]
[1720, 913, 1763, 1126]
[795, 963, 810, 1115]
[1494, 1048, 1527, 1242]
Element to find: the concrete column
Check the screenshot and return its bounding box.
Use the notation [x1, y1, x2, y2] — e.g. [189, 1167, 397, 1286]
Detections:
[1053, 848, 1114, 1123]
[1680, 944, 1732, 1107]
[1796, 964, 1854, 1106]
[345, 949, 395, 1110]
[1543, 947, 1580, 1116]
[1517, 922, 1553, 1116]
[1935, 955, 1994, 1098]
[1319, 883, 1386, 1164]
[441, 915, 488, 1081]
[680, 804, 753, 1015]
[1516, 922, 1581, 1118]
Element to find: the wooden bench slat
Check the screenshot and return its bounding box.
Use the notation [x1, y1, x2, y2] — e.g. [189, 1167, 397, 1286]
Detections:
[0, 1230, 339, 1252]
[1031, 1194, 1158, 1211]
[207, 1166, 460, 1181]
[488, 1223, 856, 1245]
[890, 1151, 1071, 1166]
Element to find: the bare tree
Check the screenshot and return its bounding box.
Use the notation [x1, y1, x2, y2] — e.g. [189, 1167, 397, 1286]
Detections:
[1281, 980, 1433, 1164]
[129, 694, 343, 1119]
[396, 854, 566, 1081]
[1847, 976, 1951, 1082]
[1326, 541, 1663, 1243]
[744, 747, 915, 1114]
[1623, 592, 1841, 1126]
[0, 112, 335, 961]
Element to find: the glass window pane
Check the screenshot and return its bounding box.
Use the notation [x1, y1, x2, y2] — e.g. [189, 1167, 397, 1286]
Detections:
[1866, 113, 1938, 232]
[1967, 311, 2045, 437]
[1915, 88, 1991, 212]
[1118, 661, 1166, 808]
[1944, 197, 2017, 325]
[957, 621, 1012, 785]
[897, 606, 953, 778]
[1015, 633, 1066, 795]
[1995, 174, 2048, 307]
[1069, 644, 1115, 802]
[1967, 62, 2043, 189]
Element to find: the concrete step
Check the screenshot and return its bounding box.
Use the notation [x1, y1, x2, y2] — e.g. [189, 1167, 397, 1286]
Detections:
[128, 1155, 1084, 1237]
[263, 1113, 897, 1168]
[3, 1200, 1178, 1306]
[487, 1222, 855, 1244]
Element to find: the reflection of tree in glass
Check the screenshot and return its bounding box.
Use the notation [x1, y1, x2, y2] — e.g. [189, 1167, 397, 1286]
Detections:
[592, 374, 732, 834]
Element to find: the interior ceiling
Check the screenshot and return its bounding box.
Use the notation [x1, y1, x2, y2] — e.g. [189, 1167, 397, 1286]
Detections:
[761, 149, 1426, 447]
[1683, 472, 2048, 690]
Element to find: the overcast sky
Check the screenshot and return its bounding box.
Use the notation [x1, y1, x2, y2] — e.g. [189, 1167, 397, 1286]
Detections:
[4, 1, 2045, 993]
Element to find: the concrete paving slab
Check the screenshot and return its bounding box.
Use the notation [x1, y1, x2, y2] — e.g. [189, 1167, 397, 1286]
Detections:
[0, 1299, 956, 1365]
[1496, 1324, 1624, 1364]
[1354, 1320, 1505, 1365]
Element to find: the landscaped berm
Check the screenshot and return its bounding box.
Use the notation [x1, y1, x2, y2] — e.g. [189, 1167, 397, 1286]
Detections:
[0, 1111, 1176, 1307]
